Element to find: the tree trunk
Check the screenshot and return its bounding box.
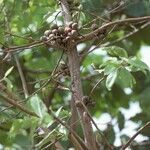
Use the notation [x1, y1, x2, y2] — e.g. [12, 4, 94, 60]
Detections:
[59, 0, 97, 149]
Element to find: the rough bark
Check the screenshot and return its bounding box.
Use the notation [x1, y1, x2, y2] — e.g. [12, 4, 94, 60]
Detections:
[59, 0, 97, 149]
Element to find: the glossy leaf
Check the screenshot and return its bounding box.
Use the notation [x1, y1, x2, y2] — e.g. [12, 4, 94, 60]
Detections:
[128, 57, 149, 71]
[102, 46, 128, 58]
[117, 68, 136, 88]
[117, 111, 125, 131]
[106, 68, 118, 90]
[0, 0, 150, 148]
[28, 94, 47, 118]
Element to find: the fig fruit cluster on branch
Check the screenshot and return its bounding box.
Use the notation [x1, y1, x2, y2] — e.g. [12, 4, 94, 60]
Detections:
[40, 22, 79, 48]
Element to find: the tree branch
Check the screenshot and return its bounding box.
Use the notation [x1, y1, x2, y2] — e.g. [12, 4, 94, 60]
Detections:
[50, 109, 88, 150]
[0, 93, 38, 117]
[14, 54, 29, 98]
[3, 41, 43, 53]
[78, 16, 150, 43]
[121, 121, 150, 150]
[3, 7, 29, 98]
[102, 21, 150, 47]
[59, 0, 97, 149]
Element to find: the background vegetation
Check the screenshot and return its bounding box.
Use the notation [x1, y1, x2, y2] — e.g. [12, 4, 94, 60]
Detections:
[0, 0, 150, 149]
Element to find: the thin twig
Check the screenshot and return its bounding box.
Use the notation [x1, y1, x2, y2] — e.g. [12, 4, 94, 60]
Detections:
[89, 77, 104, 96]
[78, 16, 150, 43]
[41, 135, 63, 150]
[0, 111, 21, 125]
[5, 31, 35, 41]
[0, 94, 38, 117]
[0, 51, 64, 113]
[121, 121, 150, 150]
[2, 41, 43, 53]
[80, 24, 117, 60]
[78, 98, 113, 150]
[102, 21, 150, 47]
[50, 109, 88, 150]
[31, 50, 64, 96]
[81, 21, 150, 58]
[3, 7, 29, 98]
[14, 54, 29, 98]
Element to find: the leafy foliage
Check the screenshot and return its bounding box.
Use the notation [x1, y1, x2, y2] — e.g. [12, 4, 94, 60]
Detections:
[0, 0, 150, 149]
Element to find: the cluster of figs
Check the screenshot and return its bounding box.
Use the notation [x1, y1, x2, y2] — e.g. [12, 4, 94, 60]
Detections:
[40, 22, 78, 47]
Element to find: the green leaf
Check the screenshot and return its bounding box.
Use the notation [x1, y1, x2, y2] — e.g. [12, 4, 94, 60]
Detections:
[4, 78, 13, 91]
[14, 134, 31, 149]
[100, 58, 121, 75]
[55, 106, 63, 117]
[128, 57, 149, 71]
[9, 119, 24, 137]
[138, 87, 150, 116]
[120, 134, 130, 143]
[117, 68, 136, 88]
[24, 57, 52, 70]
[125, 0, 148, 17]
[9, 117, 38, 143]
[102, 46, 128, 58]
[52, 107, 70, 119]
[131, 112, 149, 124]
[9, 118, 30, 138]
[117, 111, 125, 131]
[106, 69, 118, 90]
[82, 0, 103, 15]
[0, 130, 12, 146]
[28, 94, 47, 118]
[4, 66, 14, 78]
[104, 125, 115, 144]
[34, 83, 41, 89]
[104, 64, 118, 75]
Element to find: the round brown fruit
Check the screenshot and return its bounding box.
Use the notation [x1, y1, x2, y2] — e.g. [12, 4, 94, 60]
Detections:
[64, 27, 72, 33]
[40, 36, 47, 41]
[66, 36, 71, 41]
[91, 23, 98, 30]
[56, 38, 61, 43]
[49, 34, 55, 39]
[58, 27, 64, 34]
[44, 30, 51, 36]
[71, 30, 78, 37]
[52, 29, 58, 34]
[68, 21, 73, 28]
[62, 38, 67, 43]
[72, 23, 78, 29]
[51, 40, 56, 45]
[67, 32, 72, 36]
